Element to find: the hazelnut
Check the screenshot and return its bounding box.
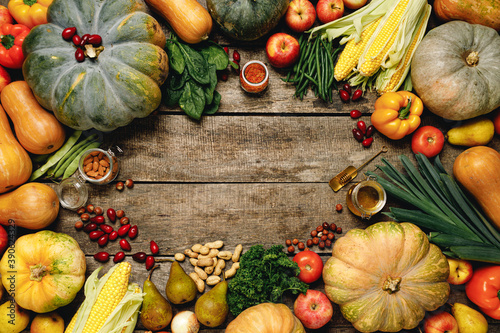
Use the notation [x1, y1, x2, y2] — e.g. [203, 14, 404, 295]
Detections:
[76, 207, 86, 215]
[86, 204, 95, 213]
[292, 238, 299, 245]
[285, 239, 292, 247]
[94, 206, 103, 215]
[116, 210, 125, 219]
[335, 203, 343, 212]
[116, 181, 124, 191]
[287, 246, 295, 253]
[125, 179, 134, 188]
[298, 242, 305, 250]
[120, 216, 130, 225]
[74, 221, 84, 230]
[80, 213, 90, 222]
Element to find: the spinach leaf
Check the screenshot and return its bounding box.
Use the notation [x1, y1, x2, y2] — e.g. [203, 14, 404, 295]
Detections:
[203, 64, 217, 105]
[200, 41, 229, 71]
[179, 80, 206, 120]
[204, 91, 221, 115]
[162, 81, 184, 107]
[177, 42, 210, 85]
[169, 69, 189, 91]
[165, 40, 185, 74]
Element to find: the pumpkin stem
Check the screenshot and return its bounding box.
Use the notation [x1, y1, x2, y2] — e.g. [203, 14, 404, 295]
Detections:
[382, 276, 402, 294]
[84, 44, 104, 59]
[398, 97, 412, 120]
[29, 264, 48, 282]
[465, 51, 479, 67]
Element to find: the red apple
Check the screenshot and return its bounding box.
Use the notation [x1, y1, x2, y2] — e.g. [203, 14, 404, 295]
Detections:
[316, 0, 344, 24]
[447, 257, 473, 285]
[266, 33, 300, 68]
[0, 225, 7, 257]
[0, 5, 12, 26]
[285, 0, 316, 33]
[342, 0, 368, 10]
[293, 289, 333, 329]
[423, 311, 458, 333]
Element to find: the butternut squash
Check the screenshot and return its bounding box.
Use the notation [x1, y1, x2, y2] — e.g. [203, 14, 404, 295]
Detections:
[1, 80, 66, 155]
[0, 104, 32, 193]
[433, 0, 500, 31]
[453, 146, 500, 230]
[145, 0, 212, 44]
[0, 182, 59, 229]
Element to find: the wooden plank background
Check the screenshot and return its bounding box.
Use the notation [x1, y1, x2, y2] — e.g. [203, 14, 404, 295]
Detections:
[2, 0, 499, 332]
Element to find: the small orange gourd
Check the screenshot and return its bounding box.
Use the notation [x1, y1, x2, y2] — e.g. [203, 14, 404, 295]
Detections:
[433, 0, 500, 31]
[453, 146, 500, 229]
[1, 80, 66, 155]
[144, 0, 212, 44]
[0, 104, 32, 193]
[0, 182, 59, 229]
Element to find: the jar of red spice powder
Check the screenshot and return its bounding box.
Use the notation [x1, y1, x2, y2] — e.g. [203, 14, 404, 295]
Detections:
[240, 60, 269, 94]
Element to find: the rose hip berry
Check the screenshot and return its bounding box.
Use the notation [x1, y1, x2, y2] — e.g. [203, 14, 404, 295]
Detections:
[357, 120, 367, 134]
[322, 222, 330, 230]
[88, 34, 102, 46]
[343, 83, 352, 95]
[107, 208, 116, 222]
[98, 234, 109, 247]
[287, 246, 295, 253]
[109, 231, 119, 241]
[223, 46, 229, 54]
[117, 224, 131, 237]
[145, 256, 155, 270]
[352, 89, 363, 101]
[120, 239, 131, 251]
[365, 125, 375, 138]
[80, 33, 90, 46]
[339, 89, 350, 103]
[350, 109, 362, 119]
[120, 217, 129, 225]
[72, 34, 81, 46]
[83, 223, 98, 233]
[89, 230, 105, 241]
[362, 137, 374, 148]
[233, 50, 240, 62]
[150, 240, 159, 255]
[128, 225, 138, 239]
[353, 128, 364, 142]
[94, 252, 110, 262]
[62, 27, 77, 40]
[90, 215, 105, 224]
[113, 251, 125, 263]
[132, 252, 147, 263]
[99, 224, 113, 234]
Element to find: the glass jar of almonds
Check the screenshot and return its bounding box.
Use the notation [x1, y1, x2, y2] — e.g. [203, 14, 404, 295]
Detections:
[78, 148, 120, 185]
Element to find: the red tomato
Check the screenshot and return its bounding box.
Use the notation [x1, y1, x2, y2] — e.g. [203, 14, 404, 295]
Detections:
[411, 125, 445, 158]
[0, 224, 8, 256]
[494, 109, 500, 135]
[293, 250, 323, 283]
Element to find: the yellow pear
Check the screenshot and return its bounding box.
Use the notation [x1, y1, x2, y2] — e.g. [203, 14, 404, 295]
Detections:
[30, 311, 65, 333]
[451, 303, 488, 333]
[0, 276, 4, 300]
[0, 301, 30, 333]
[446, 117, 494, 146]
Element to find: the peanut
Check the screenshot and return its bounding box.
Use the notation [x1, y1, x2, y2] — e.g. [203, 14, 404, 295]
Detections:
[189, 272, 205, 293]
[204, 265, 214, 275]
[206, 275, 221, 286]
[194, 266, 208, 280]
[174, 253, 185, 262]
[214, 259, 226, 276]
[184, 249, 199, 258]
[205, 240, 224, 249]
[217, 251, 232, 260]
[232, 244, 243, 263]
[199, 245, 210, 255]
[191, 244, 203, 253]
[197, 258, 214, 267]
[189, 258, 198, 267]
[225, 262, 240, 279]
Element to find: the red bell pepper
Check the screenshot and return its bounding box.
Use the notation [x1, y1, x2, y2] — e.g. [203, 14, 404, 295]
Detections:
[465, 265, 500, 319]
[0, 23, 30, 69]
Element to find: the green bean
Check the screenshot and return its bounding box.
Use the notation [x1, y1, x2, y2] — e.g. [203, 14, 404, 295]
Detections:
[303, 73, 319, 87]
[54, 139, 100, 179]
[29, 130, 82, 181]
[49, 134, 98, 178]
[314, 38, 322, 100]
[62, 141, 102, 180]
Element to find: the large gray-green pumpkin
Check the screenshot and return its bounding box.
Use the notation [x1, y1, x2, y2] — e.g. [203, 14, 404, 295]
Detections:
[22, 0, 169, 132]
[206, 0, 289, 41]
[411, 21, 500, 121]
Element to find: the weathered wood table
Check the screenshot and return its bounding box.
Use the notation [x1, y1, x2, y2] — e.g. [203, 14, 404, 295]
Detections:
[6, 0, 500, 331]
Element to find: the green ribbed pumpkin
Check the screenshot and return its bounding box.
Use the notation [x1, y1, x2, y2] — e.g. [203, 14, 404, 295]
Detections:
[22, 0, 169, 132]
[206, 0, 288, 41]
[323, 222, 450, 333]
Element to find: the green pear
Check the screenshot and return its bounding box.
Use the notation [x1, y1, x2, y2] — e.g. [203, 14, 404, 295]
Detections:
[30, 311, 64, 333]
[165, 261, 197, 304]
[451, 303, 488, 333]
[140, 265, 173, 331]
[195, 280, 229, 327]
[0, 301, 30, 333]
[446, 117, 495, 147]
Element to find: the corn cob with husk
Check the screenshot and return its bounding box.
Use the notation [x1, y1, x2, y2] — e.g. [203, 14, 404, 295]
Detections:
[65, 262, 144, 333]
[310, 0, 430, 93]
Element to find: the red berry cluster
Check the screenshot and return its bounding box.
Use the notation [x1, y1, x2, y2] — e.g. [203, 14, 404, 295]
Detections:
[352, 119, 376, 148]
[285, 221, 343, 253]
[75, 204, 159, 270]
[339, 83, 363, 103]
[61, 27, 102, 62]
[220, 47, 241, 81]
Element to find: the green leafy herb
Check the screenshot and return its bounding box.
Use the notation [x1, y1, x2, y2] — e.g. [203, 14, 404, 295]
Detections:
[227, 245, 309, 317]
[165, 40, 185, 74]
[177, 42, 210, 85]
[199, 41, 229, 71]
[179, 80, 206, 120]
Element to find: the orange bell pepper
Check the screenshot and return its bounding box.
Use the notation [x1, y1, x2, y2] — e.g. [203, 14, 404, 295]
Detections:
[466, 265, 500, 319]
[8, 0, 53, 29]
[371, 91, 423, 140]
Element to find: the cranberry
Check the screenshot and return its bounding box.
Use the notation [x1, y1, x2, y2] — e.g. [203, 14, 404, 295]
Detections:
[89, 230, 104, 241]
[62, 27, 77, 40]
[342, 83, 352, 95]
[128, 225, 138, 239]
[88, 34, 102, 46]
[350, 109, 362, 119]
[107, 208, 116, 222]
[353, 128, 364, 142]
[90, 215, 105, 224]
[357, 120, 367, 134]
[120, 239, 131, 251]
[94, 252, 110, 262]
[365, 125, 375, 138]
[145, 256, 155, 270]
[117, 224, 131, 237]
[352, 89, 363, 101]
[150, 240, 159, 255]
[99, 224, 113, 234]
[109, 231, 119, 241]
[98, 234, 109, 247]
[362, 137, 374, 148]
[339, 89, 350, 103]
[83, 223, 98, 233]
[132, 252, 147, 263]
[72, 34, 81, 46]
[233, 50, 240, 62]
[113, 251, 125, 263]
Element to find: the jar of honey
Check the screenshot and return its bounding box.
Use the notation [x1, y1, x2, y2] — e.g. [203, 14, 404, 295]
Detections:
[346, 175, 387, 219]
[240, 60, 269, 94]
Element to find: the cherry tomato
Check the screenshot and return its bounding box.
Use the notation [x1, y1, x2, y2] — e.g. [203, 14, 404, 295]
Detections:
[411, 126, 445, 158]
[292, 250, 324, 283]
[494, 109, 500, 135]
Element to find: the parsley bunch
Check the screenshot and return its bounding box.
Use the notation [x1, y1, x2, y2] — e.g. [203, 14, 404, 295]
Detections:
[227, 244, 309, 316]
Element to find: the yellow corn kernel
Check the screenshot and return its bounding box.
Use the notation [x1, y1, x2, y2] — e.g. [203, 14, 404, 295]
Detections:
[334, 17, 382, 81]
[358, 0, 410, 77]
[65, 310, 78, 333]
[81, 262, 131, 333]
[379, 7, 429, 93]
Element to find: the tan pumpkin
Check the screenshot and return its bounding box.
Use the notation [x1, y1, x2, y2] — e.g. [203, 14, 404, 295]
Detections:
[0, 182, 59, 229]
[453, 146, 500, 230]
[226, 303, 305, 333]
[434, 0, 500, 31]
[0, 230, 86, 313]
[411, 21, 500, 121]
[323, 221, 450, 333]
[0, 104, 32, 194]
[1, 80, 66, 155]
[144, 0, 212, 44]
